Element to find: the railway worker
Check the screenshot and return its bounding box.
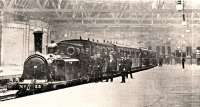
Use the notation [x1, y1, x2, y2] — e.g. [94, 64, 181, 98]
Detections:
[120, 57, 126, 83]
[101, 50, 110, 82]
[105, 67, 113, 82]
[139, 49, 143, 68]
[126, 55, 133, 79]
[159, 57, 163, 67]
[105, 66, 113, 82]
[182, 58, 185, 69]
[96, 55, 103, 82]
[124, 56, 129, 79]
[99, 56, 106, 82]
[49, 71, 54, 82]
[106, 53, 116, 82]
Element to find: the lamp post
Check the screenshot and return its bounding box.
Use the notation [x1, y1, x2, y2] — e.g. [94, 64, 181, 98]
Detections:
[181, 34, 185, 63]
[167, 37, 172, 64]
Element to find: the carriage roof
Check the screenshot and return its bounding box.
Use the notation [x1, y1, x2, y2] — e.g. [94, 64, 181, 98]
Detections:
[56, 39, 156, 53]
[58, 39, 114, 47]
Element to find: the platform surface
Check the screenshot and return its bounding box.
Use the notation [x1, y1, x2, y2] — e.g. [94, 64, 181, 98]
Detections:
[1, 64, 200, 107]
[0, 66, 22, 80]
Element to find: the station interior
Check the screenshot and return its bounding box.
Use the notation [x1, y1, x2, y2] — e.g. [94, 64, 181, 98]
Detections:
[1, 0, 200, 106]
[0, 0, 198, 73]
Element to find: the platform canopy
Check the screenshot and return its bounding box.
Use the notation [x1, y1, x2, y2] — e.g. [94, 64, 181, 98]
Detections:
[0, 0, 200, 50]
[0, 0, 199, 26]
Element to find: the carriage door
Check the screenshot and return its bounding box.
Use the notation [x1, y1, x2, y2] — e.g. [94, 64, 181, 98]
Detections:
[33, 31, 43, 53]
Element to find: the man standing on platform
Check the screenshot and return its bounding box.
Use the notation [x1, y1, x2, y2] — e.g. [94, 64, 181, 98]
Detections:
[159, 56, 164, 67]
[120, 58, 126, 83]
[182, 58, 185, 69]
[126, 55, 133, 79]
[121, 68, 126, 83]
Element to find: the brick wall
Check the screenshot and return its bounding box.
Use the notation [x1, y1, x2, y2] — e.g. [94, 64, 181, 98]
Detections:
[1, 20, 49, 66]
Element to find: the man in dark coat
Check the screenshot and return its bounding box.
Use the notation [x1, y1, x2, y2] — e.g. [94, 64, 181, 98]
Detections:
[159, 57, 163, 67]
[120, 58, 126, 83]
[182, 58, 185, 69]
[126, 55, 133, 79]
[106, 65, 114, 82]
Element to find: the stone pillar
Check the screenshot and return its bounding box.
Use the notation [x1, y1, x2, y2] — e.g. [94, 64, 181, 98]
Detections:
[0, 11, 3, 66]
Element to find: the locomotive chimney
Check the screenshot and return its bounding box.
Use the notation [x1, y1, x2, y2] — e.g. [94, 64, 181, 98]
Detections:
[33, 31, 43, 53]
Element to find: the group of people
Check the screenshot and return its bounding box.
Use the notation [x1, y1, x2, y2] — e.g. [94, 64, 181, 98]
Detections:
[103, 55, 133, 83]
[96, 56, 187, 83]
[158, 57, 186, 69]
[120, 56, 133, 83]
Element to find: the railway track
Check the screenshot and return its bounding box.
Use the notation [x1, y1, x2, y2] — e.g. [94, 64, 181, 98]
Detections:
[0, 89, 18, 101]
[0, 65, 156, 102]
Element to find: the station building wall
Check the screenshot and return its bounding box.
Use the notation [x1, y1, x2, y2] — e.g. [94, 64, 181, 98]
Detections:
[1, 20, 49, 66]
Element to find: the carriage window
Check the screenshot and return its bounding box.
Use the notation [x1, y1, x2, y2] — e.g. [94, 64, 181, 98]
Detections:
[130, 51, 133, 57]
[107, 48, 109, 55]
[90, 46, 94, 55]
[93, 45, 96, 55]
[136, 52, 139, 58]
[58, 47, 65, 55]
[54, 48, 59, 55]
[104, 48, 108, 55]
[118, 49, 120, 53]
[61, 50, 65, 55]
[127, 50, 130, 55]
[80, 48, 84, 54]
[119, 49, 122, 56]
[125, 50, 128, 56]
[121, 49, 124, 56]
[48, 47, 56, 54]
[95, 46, 100, 54]
[85, 48, 90, 55]
[102, 47, 105, 53]
[133, 51, 135, 57]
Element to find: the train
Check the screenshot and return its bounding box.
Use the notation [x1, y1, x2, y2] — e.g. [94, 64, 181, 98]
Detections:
[8, 38, 157, 96]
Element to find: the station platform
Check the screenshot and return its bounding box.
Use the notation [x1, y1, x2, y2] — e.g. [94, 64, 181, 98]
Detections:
[1, 64, 200, 107]
[0, 66, 22, 80]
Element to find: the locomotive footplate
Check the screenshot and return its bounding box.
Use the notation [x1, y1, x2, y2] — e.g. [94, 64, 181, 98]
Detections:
[18, 83, 47, 91]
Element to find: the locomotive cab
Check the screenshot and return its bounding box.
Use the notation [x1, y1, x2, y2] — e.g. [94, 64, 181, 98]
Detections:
[53, 58, 80, 81]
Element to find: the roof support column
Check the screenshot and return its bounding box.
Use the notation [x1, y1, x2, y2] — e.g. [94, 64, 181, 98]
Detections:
[0, 11, 3, 65]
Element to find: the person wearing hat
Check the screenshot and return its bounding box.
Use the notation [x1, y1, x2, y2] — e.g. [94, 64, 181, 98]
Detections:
[126, 55, 133, 79]
[120, 57, 126, 83]
[182, 57, 185, 69]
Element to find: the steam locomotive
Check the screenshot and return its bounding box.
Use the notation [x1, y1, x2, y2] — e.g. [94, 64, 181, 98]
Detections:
[10, 37, 157, 96]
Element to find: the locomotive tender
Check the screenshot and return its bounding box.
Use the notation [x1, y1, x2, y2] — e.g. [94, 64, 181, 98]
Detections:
[14, 38, 157, 96]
